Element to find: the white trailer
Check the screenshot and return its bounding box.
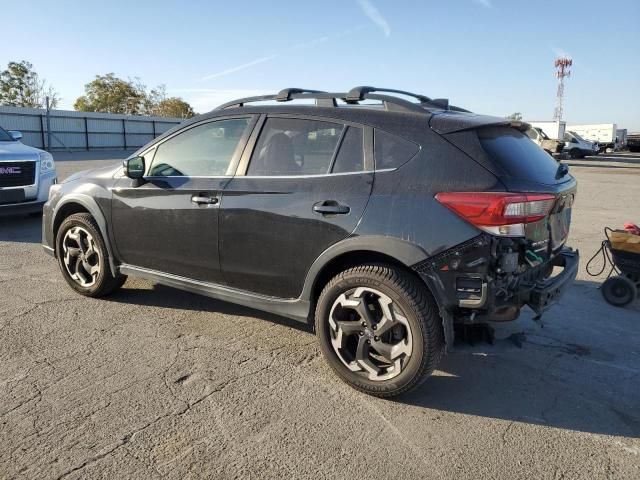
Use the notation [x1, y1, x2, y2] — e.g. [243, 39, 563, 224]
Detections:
[529, 120, 566, 140]
[567, 123, 618, 151]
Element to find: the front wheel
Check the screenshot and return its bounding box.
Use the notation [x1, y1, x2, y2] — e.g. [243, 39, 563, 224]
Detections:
[315, 265, 444, 397]
[55, 213, 126, 297]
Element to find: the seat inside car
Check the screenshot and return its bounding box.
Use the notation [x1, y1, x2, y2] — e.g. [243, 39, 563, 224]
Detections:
[256, 132, 299, 175]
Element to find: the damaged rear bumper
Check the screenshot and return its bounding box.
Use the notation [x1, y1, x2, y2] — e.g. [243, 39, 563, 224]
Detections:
[414, 237, 579, 324]
[522, 248, 579, 314]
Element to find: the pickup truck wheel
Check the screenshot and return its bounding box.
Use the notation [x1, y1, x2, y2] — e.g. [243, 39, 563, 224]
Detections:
[55, 213, 126, 297]
[315, 264, 444, 397]
[569, 148, 582, 159]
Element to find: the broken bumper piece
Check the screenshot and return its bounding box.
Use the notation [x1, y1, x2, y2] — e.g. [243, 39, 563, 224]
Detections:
[524, 248, 579, 314]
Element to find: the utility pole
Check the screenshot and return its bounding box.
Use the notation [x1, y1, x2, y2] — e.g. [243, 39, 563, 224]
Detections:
[553, 57, 572, 121]
[46, 96, 52, 150]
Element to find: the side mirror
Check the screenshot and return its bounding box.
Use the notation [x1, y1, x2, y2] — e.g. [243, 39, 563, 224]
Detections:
[123, 156, 145, 179]
[8, 130, 23, 141]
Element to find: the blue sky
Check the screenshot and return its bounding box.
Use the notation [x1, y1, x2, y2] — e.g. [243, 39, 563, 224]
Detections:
[4, 0, 639, 128]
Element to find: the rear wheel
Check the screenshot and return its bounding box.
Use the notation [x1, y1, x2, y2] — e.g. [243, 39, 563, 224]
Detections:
[55, 213, 126, 297]
[315, 264, 444, 397]
[569, 148, 583, 159]
[601, 276, 637, 307]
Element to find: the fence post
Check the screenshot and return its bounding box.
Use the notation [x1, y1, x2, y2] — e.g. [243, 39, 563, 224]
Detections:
[152, 120, 156, 138]
[39, 114, 46, 149]
[122, 118, 127, 150]
[46, 97, 52, 150]
[84, 117, 89, 150]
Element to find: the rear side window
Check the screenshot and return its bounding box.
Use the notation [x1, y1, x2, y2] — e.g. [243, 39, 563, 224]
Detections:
[374, 130, 420, 170]
[478, 127, 562, 183]
[332, 126, 364, 173]
[248, 118, 343, 176]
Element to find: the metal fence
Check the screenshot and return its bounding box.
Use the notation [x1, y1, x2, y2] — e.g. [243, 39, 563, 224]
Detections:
[0, 106, 184, 151]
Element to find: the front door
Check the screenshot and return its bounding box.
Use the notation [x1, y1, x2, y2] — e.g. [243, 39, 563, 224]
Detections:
[219, 116, 373, 298]
[111, 116, 255, 283]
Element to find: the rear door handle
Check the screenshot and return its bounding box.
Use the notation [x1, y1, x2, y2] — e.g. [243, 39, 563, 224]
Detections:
[313, 200, 350, 215]
[191, 194, 219, 205]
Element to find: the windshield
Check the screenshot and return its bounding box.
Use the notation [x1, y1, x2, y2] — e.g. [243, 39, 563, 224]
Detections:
[568, 131, 587, 142]
[0, 127, 14, 142]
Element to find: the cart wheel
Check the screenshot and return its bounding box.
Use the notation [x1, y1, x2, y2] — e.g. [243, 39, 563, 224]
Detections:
[601, 276, 638, 307]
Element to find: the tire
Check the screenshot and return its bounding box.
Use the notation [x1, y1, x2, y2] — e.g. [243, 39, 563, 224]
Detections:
[569, 148, 583, 159]
[315, 264, 444, 397]
[55, 213, 126, 297]
[601, 276, 637, 307]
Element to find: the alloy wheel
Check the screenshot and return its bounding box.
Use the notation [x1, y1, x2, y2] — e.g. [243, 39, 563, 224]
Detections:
[328, 287, 413, 381]
[62, 226, 101, 288]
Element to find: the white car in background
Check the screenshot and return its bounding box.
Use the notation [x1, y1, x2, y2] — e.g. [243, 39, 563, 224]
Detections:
[563, 131, 599, 159]
[0, 127, 57, 216]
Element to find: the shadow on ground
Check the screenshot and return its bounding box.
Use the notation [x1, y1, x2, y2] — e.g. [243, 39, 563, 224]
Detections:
[109, 283, 313, 334]
[0, 215, 41, 243]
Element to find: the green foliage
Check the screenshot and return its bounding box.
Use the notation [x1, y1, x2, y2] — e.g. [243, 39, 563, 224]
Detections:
[152, 97, 196, 118]
[0, 60, 59, 108]
[74, 74, 195, 117]
[74, 74, 148, 115]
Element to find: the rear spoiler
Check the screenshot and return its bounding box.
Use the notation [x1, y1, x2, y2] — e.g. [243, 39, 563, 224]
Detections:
[429, 111, 530, 135]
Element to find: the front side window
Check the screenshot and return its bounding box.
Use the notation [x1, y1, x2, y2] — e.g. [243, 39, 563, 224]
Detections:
[247, 118, 344, 176]
[149, 118, 250, 177]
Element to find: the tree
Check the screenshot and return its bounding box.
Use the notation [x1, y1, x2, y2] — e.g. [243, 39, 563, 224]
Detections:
[152, 97, 195, 118]
[506, 112, 523, 121]
[74, 74, 195, 118]
[74, 73, 147, 115]
[0, 60, 59, 108]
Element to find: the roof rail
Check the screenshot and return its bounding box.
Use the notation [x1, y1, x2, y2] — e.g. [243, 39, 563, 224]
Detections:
[276, 88, 326, 102]
[215, 86, 462, 114]
[345, 86, 432, 104]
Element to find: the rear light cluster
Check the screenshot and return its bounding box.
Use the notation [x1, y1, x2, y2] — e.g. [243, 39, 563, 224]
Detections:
[435, 192, 556, 237]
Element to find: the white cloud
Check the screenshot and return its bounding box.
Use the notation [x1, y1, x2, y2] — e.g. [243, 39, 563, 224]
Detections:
[197, 26, 366, 82]
[472, 0, 493, 8]
[199, 55, 278, 81]
[356, 0, 391, 37]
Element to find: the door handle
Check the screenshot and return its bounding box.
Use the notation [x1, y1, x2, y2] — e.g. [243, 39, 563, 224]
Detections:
[191, 194, 219, 205]
[313, 200, 350, 215]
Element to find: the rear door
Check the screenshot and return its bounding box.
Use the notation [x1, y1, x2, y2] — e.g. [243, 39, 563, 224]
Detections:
[218, 115, 373, 298]
[111, 116, 256, 283]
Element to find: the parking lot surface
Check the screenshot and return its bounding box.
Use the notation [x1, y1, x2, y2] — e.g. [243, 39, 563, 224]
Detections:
[1, 152, 639, 479]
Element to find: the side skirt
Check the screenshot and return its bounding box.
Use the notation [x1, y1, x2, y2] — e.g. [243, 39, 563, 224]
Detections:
[118, 264, 311, 323]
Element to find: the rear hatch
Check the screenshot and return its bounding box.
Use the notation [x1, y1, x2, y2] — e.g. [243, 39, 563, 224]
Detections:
[431, 113, 576, 259]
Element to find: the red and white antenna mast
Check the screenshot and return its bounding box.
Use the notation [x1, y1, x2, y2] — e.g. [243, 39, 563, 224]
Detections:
[553, 57, 572, 120]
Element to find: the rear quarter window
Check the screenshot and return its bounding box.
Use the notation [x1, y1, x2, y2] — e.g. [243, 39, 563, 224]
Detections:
[374, 129, 420, 170]
[478, 127, 562, 184]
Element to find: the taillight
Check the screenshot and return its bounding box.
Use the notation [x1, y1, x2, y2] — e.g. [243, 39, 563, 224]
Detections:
[435, 192, 556, 236]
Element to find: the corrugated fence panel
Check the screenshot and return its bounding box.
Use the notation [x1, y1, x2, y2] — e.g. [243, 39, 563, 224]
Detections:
[125, 121, 153, 134]
[0, 106, 183, 151]
[88, 133, 125, 148]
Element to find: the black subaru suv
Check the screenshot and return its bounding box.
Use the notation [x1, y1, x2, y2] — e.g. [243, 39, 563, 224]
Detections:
[42, 87, 578, 397]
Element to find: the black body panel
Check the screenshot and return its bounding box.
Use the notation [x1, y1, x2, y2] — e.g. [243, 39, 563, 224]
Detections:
[220, 173, 373, 298]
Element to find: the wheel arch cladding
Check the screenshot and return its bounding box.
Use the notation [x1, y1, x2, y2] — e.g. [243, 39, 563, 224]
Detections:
[303, 236, 433, 314]
[53, 195, 118, 276]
